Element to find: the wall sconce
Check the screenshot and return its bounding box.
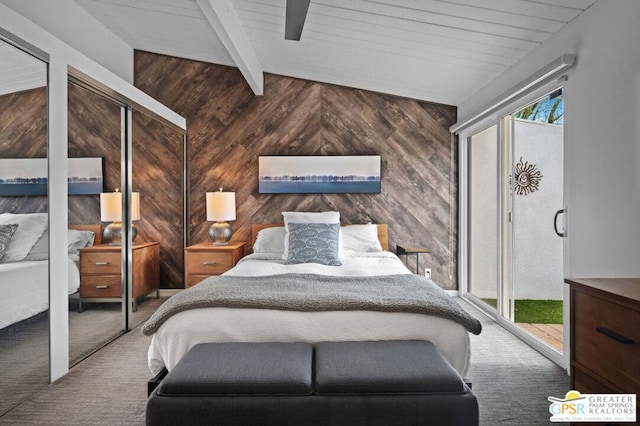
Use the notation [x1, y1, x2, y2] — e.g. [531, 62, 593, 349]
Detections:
[206, 188, 236, 245]
[100, 189, 140, 245]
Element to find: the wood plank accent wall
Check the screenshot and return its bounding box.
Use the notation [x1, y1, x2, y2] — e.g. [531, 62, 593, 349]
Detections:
[0, 88, 48, 214]
[131, 113, 184, 289]
[135, 51, 459, 289]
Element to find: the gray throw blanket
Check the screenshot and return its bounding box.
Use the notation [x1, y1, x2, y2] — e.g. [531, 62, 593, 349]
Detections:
[142, 273, 482, 336]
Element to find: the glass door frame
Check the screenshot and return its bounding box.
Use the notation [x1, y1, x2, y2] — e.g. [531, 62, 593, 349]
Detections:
[459, 80, 570, 370]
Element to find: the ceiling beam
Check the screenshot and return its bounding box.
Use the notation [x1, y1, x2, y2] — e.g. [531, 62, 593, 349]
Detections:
[195, 0, 264, 96]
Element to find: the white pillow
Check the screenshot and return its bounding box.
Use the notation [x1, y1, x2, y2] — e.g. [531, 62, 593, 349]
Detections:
[67, 229, 95, 255]
[24, 228, 96, 260]
[342, 224, 382, 253]
[0, 213, 48, 263]
[253, 226, 286, 253]
[282, 211, 340, 260]
[23, 229, 48, 261]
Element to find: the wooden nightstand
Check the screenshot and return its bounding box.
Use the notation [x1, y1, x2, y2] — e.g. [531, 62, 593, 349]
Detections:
[184, 242, 246, 288]
[78, 242, 160, 312]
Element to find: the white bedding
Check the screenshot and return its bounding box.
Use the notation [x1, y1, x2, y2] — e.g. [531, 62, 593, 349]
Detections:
[147, 251, 472, 377]
[0, 256, 80, 330]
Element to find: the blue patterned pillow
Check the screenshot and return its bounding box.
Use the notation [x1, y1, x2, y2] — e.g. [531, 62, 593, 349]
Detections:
[286, 223, 342, 266]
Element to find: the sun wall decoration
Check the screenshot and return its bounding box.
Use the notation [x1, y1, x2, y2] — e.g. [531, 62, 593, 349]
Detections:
[513, 157, 543, 196]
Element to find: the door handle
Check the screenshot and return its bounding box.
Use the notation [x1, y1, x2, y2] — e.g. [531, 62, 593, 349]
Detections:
[554, 209, 566, 237]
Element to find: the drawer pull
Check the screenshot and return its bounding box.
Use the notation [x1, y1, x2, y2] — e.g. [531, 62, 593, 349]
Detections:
[95, 285, 109, 289]
[203, 261, 216, 265]
[596, 327, 635, 344]
[95, 262, 110, 266]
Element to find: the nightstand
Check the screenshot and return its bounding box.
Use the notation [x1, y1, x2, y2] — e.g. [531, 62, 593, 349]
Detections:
[184, 242, 246, 288]
[396, 245, 431, 275]
[78, 242, 160, 312]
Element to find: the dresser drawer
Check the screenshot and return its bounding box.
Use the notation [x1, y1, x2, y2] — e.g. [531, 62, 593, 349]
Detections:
[81, 252, 121, 275]
[187, 251, 233, 275]
[573, 290, 640, 392]
[80, 275, 122, 298]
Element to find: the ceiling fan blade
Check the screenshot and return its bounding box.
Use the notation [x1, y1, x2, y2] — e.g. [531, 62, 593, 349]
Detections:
[285, 0, 311, 41]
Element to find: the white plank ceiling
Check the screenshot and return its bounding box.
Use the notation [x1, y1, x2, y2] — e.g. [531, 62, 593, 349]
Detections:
[74, 0, 597, 106]
[0, 41, 47, 96]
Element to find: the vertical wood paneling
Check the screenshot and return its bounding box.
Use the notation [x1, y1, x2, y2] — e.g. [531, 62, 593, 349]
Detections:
[134, 50, 458, 290]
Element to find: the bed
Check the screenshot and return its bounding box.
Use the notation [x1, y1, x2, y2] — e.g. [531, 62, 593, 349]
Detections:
[0, 214, 99, 330]
[144, 215, 481, 378]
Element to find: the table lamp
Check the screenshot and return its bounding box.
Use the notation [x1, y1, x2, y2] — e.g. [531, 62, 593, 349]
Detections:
[206, 188, 236, 245]
[100, 189, 140, 245]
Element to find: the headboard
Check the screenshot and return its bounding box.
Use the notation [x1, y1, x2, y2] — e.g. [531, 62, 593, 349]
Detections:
[251, 224, 389, 252]
[69, 224, 103, 246]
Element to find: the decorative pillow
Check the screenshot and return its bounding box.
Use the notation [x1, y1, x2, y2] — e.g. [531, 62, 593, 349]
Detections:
[0, 213, 48, 263]
[286, 222, 342, 266]
[0, 224, 19, 261]
[253, 226, 286, 253]
[282, 211, 340, 260]
[342, 224, 382, 253]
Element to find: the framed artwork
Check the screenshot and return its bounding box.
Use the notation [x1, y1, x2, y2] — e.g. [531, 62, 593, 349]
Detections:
[0, 157, 104, 196]
[259, 155, 381, 194]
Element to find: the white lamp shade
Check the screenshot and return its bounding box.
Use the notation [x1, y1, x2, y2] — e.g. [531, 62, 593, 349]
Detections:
[206, 191, 236, 221]
[100, 191, 140, 222]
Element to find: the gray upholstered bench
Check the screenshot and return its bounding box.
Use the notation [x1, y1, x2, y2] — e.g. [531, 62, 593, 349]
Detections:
[146, 340, 478, 426]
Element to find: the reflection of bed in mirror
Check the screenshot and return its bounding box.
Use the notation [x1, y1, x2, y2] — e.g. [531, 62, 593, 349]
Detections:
[0, 214, 100, 330]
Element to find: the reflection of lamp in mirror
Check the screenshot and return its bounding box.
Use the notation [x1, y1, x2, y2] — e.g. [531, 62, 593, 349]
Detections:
[100, 189, 140, 245]
[206, 188, 236, 245]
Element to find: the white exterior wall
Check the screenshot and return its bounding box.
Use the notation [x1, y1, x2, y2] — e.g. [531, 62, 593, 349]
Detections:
[513, 120, 563, 299]
[458, 0, 640, 279]
[0, 0, 133, 82]
[469, 121, 563, 300]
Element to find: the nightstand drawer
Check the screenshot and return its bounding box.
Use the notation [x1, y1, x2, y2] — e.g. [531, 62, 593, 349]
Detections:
[187, 252, 234, 275]
[573, 291, 640, 392]
[80, 275, 122, 298]
[81, 252, 121, 275]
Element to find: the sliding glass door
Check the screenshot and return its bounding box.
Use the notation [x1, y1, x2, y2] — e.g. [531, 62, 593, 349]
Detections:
[503, 90, 565, 359]
[462, 86, 567, 367]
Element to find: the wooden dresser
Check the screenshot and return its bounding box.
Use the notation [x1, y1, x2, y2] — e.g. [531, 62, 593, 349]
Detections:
[566, 278, 640, 397]
[184, 242, 246, 288]
[79, 242, 160, 312]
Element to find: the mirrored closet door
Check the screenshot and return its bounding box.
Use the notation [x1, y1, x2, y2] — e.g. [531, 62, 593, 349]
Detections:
[67, 80, 127, 366]
[0, 38, 49, 415]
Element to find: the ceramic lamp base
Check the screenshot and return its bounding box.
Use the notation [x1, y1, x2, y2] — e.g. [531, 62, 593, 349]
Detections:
[208, 221, 232, 245]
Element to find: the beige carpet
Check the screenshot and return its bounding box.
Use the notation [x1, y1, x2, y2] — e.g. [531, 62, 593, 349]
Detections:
[463, 300, 569, 425]
[0, 298, 569, 425]
[0, 296, 165, 418]
[0, 316, 152, 425]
